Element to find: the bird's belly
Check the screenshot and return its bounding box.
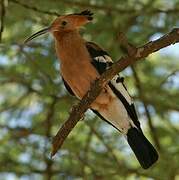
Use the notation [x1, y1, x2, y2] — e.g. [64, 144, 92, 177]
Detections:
[92, 86, 131, 133]
[71, 76, 94, 98]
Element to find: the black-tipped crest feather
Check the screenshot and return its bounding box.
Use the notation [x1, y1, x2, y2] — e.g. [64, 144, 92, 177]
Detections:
[75, 10, 93, 16]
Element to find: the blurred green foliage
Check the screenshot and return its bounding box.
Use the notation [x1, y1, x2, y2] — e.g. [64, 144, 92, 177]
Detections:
[0, 0, 179, 179]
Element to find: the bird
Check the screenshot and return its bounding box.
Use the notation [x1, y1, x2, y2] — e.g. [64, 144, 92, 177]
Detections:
[24, 10, 158, 169]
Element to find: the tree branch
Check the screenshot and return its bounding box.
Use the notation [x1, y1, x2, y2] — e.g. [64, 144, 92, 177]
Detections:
[51, 28, 179, 157]
[58, 0, 179, 15]
[9, 0, 60, 16]
[9, 0, 179, 19]
[58, 0, 133, 14]
[0, 0, 5, 42]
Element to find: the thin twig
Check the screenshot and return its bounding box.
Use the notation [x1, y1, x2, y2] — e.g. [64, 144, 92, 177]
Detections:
[86, 121, 155, 177]
[0, 91, 30, 113]
[58, 0, 179, 15]
[43, 98, 57, 180]
[9, 0, 179, 20]
[0, 0, 5, 42]
[51, 28, 179, 157]
[81, 126, 94, 178]
[159, 69, 179, 86]
[9, 0, 60, 16]
[131, 66, 161, 150]
[85, 121, 123, 168]
[117, 32, 137, 56]
[59, 0, 134, 14]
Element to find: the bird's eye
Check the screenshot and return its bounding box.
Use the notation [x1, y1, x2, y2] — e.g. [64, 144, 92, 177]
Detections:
[61, 21, 67, 26]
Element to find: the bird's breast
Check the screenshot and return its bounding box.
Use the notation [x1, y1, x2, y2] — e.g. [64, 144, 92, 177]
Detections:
[61, 58, 99, 99]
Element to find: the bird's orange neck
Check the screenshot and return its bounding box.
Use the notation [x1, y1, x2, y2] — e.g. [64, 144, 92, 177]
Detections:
[53, 30, 92, 68]
[53, 30, 80, 42]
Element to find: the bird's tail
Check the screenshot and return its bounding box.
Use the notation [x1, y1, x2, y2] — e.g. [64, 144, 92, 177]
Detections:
[126, 127, 158, 169]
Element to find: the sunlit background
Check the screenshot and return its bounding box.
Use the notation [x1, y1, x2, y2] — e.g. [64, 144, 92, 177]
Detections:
[0, 0, 179, 179]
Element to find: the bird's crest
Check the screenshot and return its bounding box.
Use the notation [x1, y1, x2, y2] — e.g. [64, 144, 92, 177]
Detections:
[75, 10, 93, 17]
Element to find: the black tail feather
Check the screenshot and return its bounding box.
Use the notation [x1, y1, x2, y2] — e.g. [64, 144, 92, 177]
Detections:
[127, 128, 158, 169]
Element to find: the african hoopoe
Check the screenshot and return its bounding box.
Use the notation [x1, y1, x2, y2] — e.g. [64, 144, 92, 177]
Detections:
[25, 10, 158, 169]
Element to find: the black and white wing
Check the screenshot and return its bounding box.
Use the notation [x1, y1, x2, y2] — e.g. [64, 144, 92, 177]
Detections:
[86, 41, 141, 130]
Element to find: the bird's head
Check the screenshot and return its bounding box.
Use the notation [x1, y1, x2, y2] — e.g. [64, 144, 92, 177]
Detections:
[24, 10, 93, 43]
[51, 10, 93, 32]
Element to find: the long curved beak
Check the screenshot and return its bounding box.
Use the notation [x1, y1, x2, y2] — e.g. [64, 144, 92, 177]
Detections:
[24, 27, 50, 44]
